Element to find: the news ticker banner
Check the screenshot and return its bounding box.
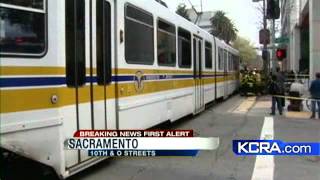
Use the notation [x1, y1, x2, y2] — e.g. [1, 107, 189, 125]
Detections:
[233, 140, 320, 156]
[65, 130, 220, 157]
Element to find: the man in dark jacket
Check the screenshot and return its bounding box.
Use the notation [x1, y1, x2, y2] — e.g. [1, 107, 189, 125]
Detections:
[269, 75, 283, 115]
[310, 73, 320, 119]
[275, 67, 286, 107]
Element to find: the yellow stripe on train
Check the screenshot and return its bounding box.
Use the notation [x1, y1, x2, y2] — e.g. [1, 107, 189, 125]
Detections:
[0, 77, 236, 113]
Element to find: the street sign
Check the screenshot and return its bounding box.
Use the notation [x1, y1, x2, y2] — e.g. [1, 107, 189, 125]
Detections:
[275, 37, 289, 44]
[254, 45, 278, 50]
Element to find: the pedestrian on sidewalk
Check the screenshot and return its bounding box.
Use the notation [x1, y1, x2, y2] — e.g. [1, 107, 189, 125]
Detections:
[275, 67, 286, 107]
[309, 73, 320, 119]
[288, 79, 305, 111]
[269, 75, 283, 115]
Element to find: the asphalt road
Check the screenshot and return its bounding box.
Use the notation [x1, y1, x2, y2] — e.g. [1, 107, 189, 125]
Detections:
[69, 95, 320, 180]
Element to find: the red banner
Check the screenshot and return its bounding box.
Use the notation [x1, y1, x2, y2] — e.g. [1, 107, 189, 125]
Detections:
[73, 130, 193, 138]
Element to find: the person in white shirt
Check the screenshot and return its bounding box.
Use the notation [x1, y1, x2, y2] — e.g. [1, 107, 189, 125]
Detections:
[290, 80, 305, 96]
[288, 79, 305, 111]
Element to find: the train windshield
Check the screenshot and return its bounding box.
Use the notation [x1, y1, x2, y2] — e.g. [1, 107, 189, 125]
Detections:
[0, 0, 45, 55]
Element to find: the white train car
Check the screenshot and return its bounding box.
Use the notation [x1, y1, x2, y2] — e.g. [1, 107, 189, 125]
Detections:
[215, 38, 240, 99]
[0, 0, 239, 178]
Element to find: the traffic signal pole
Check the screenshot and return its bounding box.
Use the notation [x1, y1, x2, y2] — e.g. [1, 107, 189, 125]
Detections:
[271, 19, 276, 72]
[262, 0, 269, 75]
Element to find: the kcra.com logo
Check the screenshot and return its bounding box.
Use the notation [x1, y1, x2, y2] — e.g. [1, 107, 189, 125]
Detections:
[233, 140, 320, 156]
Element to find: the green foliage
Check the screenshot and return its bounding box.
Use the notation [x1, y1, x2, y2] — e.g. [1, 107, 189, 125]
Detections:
[176, 4, 190, 21]
[232, 36, 257, 64]
[210, 11, 238, 44]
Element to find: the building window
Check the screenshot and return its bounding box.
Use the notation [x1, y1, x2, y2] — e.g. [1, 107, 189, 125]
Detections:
[178, 28, 191, 68]
[125, 5, 154, 65]
[205, 41, 212, 69]
[0, 0, 46, 55]
[157, 19, 176, 66]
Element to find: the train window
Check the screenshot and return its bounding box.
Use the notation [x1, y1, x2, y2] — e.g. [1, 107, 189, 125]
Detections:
[199, 40, 202, 77]
[96, 0, 112, 85]
[218, 48, 223, 70]
[224, 50, 228, 71]
[0, 0, 44, 9]
[232, 55, 234, 71]
[198, 41, 202, 69]
[232, 55, 235, 71]
[126, 5, 153, 25]
[0, 1, 46, 56]
[65, 0, 86, 87]
[193, 38, 197, 77]
[157, 19, 176, 67]
[125, 5, 154, 65]
[205, 41, 212, 69]
[178, 28, 191, 68]
[229, 53, 232, 71]
[234, 55, 239, 71]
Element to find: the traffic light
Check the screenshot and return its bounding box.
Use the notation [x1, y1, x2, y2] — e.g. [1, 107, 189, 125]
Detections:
[276, 49, 286, 61]
[267, 0, 280, 19]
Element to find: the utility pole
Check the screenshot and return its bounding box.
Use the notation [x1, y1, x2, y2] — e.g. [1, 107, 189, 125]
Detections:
[271, 19, 276, 72]
[262, 0, 270, 75]
[265, 0, 280, 72]
[257, 0, 280, 74]
[254, 0, 270, 75]
[187, 0, 202, 24]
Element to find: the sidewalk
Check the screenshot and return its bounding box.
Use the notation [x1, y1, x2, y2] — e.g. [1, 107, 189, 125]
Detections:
[248, 96, 313, 119]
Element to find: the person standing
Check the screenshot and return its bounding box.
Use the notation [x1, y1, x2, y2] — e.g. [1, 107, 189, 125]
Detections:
[290, 79, 305, 96]
[269, 75, 283, 115]
[275, 67, 286, 107]
[288, 80, 305, 111]
[309, 73, 320, 119]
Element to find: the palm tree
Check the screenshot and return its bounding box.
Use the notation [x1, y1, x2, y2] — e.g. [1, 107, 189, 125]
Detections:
[176, 4, 191, 21]
[210, 11, 238, 44]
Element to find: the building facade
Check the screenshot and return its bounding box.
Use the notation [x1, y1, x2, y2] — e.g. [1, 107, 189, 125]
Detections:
[281, 0, 320, 80]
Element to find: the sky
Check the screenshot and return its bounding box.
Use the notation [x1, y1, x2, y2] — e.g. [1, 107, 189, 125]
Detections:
[163, 0, 263, 47]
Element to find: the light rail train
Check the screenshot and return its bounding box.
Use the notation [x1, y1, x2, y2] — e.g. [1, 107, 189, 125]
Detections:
[0, 0, 239, 178]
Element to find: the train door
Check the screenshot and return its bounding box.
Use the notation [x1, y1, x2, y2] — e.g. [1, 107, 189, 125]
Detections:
[64, 0, 114, 168]
[223, 50, 229, 98]
[193, 37, 205, 114]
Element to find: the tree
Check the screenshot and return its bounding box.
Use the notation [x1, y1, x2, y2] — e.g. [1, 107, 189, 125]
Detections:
[176, 4, 190, 21]
[210, 11, 238, 44]
[232, 36, 257, 65]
